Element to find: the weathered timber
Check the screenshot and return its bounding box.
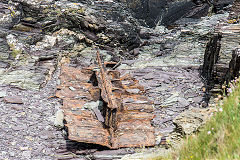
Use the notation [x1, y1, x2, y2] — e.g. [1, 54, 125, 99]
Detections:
[56, 52, 155, 149]
[225, 48, 240, 83]
[202, 33, 222, 83]
[202, 22, 240, 100]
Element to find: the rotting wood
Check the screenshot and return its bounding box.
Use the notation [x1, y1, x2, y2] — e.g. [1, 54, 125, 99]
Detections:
[56, 51, 155, 149]
[225, 48, 240, 84]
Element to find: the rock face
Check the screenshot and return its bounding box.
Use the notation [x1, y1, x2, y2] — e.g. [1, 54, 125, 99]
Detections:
[0, 0, 143, 90]
[0, 1, 22, 29]
[0, 0, 239, 159]
[121, 0, 235, 27]
[121, 0, 206, 27]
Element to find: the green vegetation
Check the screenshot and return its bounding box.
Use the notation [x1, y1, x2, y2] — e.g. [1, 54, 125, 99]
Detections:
[154, 77, 240, 160]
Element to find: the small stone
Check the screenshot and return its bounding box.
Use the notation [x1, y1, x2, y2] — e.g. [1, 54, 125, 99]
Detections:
[46, 132, 55, 139]
[126, 89, 140, 94]
[4, 96, 23, 104]
[54, 109, 64, 129]
[12, 23, 33, 32]
[12, 124, 27, 131]
[93, 107, 104, 122]
[0, 151, 7, 156]
[40, 135, 48, 139]
[19, 147, 28, 151]
[133, 48, 140, 56]
[9, 152, 15, 157]
[25, 136, 33, 141]
[10, 141, 16, 146]
[22, 17, 37, 23]
[83, 101, 101, 110]
[12, 105, 23, 110]
[43, 148, 52, 155]
[162, 92, 179, 106]
[62, 129, 67, 136]
[69, 86, 76, 91]
[0, 90, 6, 97]
[22, 151, 31, 159]
[178, 97, 190, 107]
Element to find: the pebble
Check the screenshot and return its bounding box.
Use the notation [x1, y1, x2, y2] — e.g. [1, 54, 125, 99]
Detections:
[126, 89, 140, 94]
[4, 96, 23, 104]
[25, 136, 34, 141]
[0, 90, 6, 97]
[178, 97, 190, 107]
[19, 147, 29, 151]
[12, 105, 23, 110]
[12, 124, 27, 131]
[0, 151, 7, 156]
[54, 109, 64, 129]
[9, 152, 15, 157]
[22, 151, 31, 159]
[10, 142, 16, 146]
[69, 86, 76, 91]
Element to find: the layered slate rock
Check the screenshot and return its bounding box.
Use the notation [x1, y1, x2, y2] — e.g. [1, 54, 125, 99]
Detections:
[56, 53, 155, 149]
[202, 22, 240, 99]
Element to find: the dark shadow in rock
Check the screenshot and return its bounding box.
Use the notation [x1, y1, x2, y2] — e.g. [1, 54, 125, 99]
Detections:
[61, 117, 109, 154]
[65, 140, 109, 153]
[161, 1, 196, 27]
[63, 125, 109, 155]
[213, 0, 234, 13]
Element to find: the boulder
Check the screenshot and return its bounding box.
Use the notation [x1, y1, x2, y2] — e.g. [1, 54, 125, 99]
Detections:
[173, 107, 214, 135]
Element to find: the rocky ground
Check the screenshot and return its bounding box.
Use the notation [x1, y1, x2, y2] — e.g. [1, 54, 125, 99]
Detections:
[0, 0, 239, 159]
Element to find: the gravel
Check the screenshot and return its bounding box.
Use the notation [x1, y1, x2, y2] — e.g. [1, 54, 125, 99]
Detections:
[0, 69, 73, 160]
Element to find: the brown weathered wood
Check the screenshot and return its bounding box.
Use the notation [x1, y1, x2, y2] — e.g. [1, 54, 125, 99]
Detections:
[56, 51, 156, 149]
[96, 50, 119, 110]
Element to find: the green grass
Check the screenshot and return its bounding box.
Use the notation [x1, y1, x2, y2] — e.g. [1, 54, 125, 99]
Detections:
[154, 78, 240, 160]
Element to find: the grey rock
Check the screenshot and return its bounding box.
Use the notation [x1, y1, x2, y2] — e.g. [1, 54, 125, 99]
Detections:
[83, 100, 102, 110]
[9, 151, 15, 157]
[93, 107, 104, 122]
[125, 88, 140, 94]
[22, 150, 32, 159]
[40, 130, 55, 139]
[162, 92, 179, 106]
[178, 97, 190, 107]
[12, 105, 23, 110]
[69, 86, 76, 91]
[4, 96, 23, 104]
[0, 2, 22, 29]
[173, 107, 212, 135]
[54, 109, 64, 129]
[12, 124, 28, 131]
[0, 70, 43, 90]
[0, 90, 6, 97]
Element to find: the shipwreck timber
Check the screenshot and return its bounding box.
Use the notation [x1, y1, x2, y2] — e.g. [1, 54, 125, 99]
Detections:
[56, 51, 155, 149]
